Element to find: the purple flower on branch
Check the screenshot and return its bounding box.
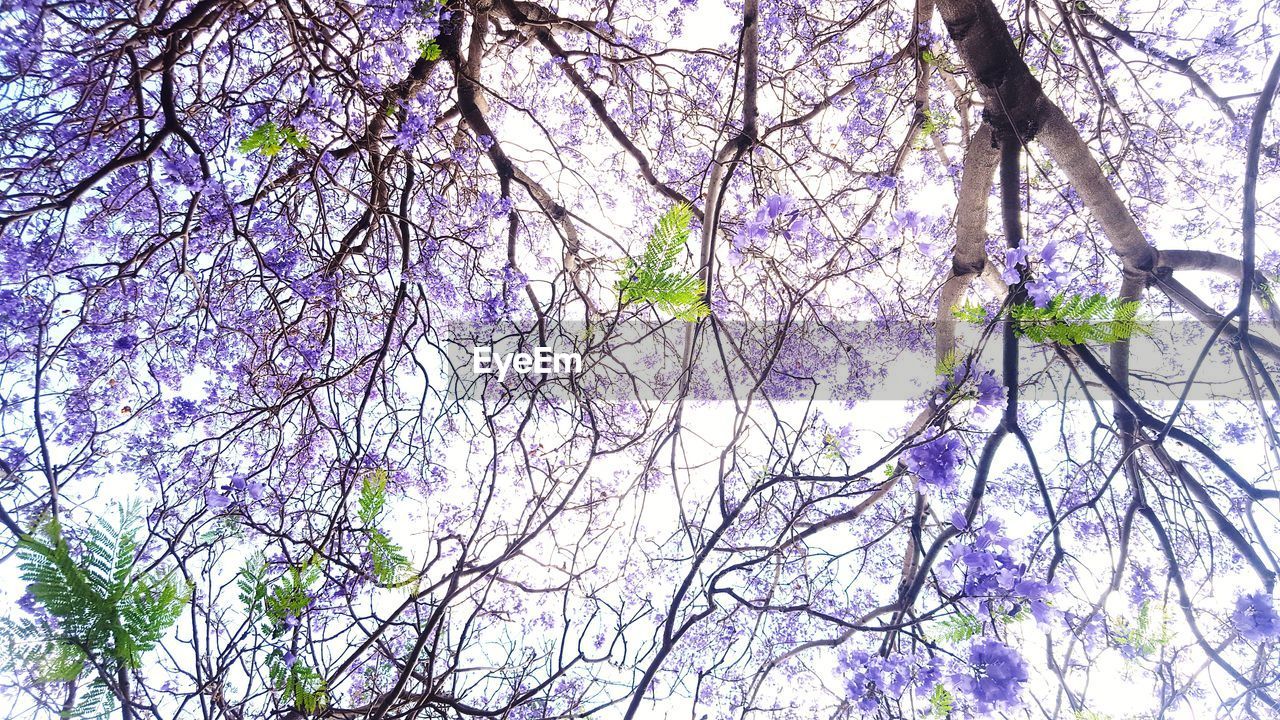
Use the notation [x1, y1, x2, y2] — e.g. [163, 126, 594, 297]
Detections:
[954, 640, 1027, 711]
[905, 433, 964, 491]
[204, 489, 230, 510]
[1233, 592, 1280, 642]
[759, 194, 793, 221]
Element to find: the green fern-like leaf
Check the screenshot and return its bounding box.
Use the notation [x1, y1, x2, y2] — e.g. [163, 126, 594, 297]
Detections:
[951, 302, 989, 325]
[269, 654, 328, 713]
[239, 122, 310, 157]
[618, 204, 710, 320]
[1010, 293, 1144, 345]
[238, 553, 269, 618]
[266, 557, 322, 628]
[934, 612, 984, 643]
[929, 684, 954, 716]
[15, 506, 189, 674]
[0, 616, 83, 683]
[64, 679, 117, 720]
[357, 469, 389, 526]
[957, 293, 1144, 345]
[369, 530, 410, 585]
[935, 349, 960, 377]
[1112, 601, 1171, 657]
[354, 470, 413, 586]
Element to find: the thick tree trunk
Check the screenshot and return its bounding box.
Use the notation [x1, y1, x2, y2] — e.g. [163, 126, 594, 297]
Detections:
[934, 0, 1157, 278]
[936, 122, 1000, 364]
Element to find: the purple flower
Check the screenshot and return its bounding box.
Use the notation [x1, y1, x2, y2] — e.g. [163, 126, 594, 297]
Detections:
[246, 481, 264, 500]
[905, 434, 964, 491]
[840, 650, 885, 711]
[867, 174, 897, 191]
[114, 334, 137, 352]
[759, 194, 794, 220]
[941, 519, 1048, 605]
[1040, 241, 1059, 264]
[955, 640, 1027, 711]
[263, 247, 299, 277]
[840, 650, 945, 709]
[891, 209, 922, 235]
[940, 362, 1005, 417]
[1026, 278, 1055, 308]
[786, 216, 809, 237]
[914, 656, 944, 694]
[1001, 247, 1029, 285]
[1233, 592, 1280, 642]
[973, 371, 1005, 414]
[170, 397, 199, 421]
[282, 650, 297, 668]
[393, 111, 430, 150]
[204, 489, 231, 510]
[735, 216, 768, 250]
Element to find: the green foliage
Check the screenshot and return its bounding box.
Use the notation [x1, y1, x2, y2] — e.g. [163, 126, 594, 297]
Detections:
[821, 432, 844, 461]
[1074, 712, 1113, 720]
[1257, 279, 1275, 309]
[921, 109, 952, 137]
[1112, 602, 1171, 657]
[1012, 293, 1143, 344]
[66, 680, 117, 719]
[931, 606, 1024, 645]
[238, 122, 310, 157]
[418, 39, 442, 61]
[920, 49, 956, 72]
[954, 293, 1144, 345]
[198, 516, 243, 543]
[269, 654, 328, 714]
[356, 470, 413, 586]
[15, 507, 188, 674]
[951, 302, 990, 325]
[265, 557, 322, 627]
[934, 612, 984, 643]
[3, 507, 185, 719]
[935, 349, 959, 377]
[929, 684, 954, 716]
[617, 203, 710, 321]
[415, 0, 443, 14]
[244, 555, 330, 712]
[0, 616, 82, 682]
[357, 470, 390, 525]
[238, 553, 269, 619]
[369, 531, 410, 586]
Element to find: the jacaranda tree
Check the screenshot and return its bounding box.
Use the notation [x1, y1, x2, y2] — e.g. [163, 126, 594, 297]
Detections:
[1, 0, 1279, 716]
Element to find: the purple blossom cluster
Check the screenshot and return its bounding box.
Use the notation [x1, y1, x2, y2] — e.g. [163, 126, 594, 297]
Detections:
[1002, 241, 1068, 307]
[953, 639, 1028, 712]
[905, 432, 965, 491]
[841, 640, 1027, 715]
[839, 650, 946, 713]
[731, 194, 807, 263]
[941, 519, 1054, 620]
[938, 361, 1006, 417]
[205, 475, 265, 510]
[1233, 592, 1280, 642]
